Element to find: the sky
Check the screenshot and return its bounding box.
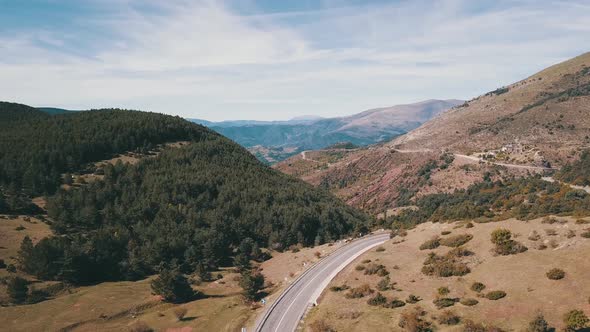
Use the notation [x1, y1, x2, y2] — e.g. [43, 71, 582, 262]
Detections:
[1, 0, 589, 121]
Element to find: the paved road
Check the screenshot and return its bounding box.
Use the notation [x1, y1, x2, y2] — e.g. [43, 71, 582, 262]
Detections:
[254, 233, 390, 332]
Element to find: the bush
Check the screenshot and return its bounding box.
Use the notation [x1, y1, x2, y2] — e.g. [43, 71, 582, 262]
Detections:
[526, 313, 551, 332]
[0, 259, 5, 269]
[441, 231, 452, 235]
[7, 276, 28, 304]
[544, 229, 557, 236]
[438, 286, 450, 296]
[375, 246, 385, 252]
[419, 237, 440, 250]
[330, 284, 350, 292]
[398, 306, 432, 331]
[491, 229, 512, 245]
[471, 282, 486, 293]
[440, 234, 473, 247]
[422, 252, 470, 277]
[6, 264, 16, 273]
[151, 268, 197, 303]
[563, 310, 589, 332]
[433, 297, 459, 309]
[367, 292, 387, 306]
[528, 231, 541, 241]
[364, 264, 388, 276]
[345, 284, 374, 299]
[575, 219, 590, 224]
[485, 290, 506, 300]
[355, 264, 365, 271]
[406, 294, 422, 304]
[377, 276, 391, 291]
[466, 222, 474, 228]
[460, 298, 479, 306]
[546, 268, 565, 280]
[581, 229, 590, 238]
[438, 310, 461, 325]
[173, 307, 188, 321]
[384, 299, 406, 308]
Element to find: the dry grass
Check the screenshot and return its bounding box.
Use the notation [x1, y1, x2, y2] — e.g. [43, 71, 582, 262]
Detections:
[305, 216, 590, 331]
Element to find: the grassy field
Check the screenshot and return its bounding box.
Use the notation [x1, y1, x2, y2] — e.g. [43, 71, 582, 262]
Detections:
[305, 216, 590, 331]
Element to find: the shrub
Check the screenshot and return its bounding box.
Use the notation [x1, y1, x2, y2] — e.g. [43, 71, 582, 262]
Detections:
[471, 282, 486, 293]
[309, 319, 335, 332]
[566, 230, 576, 238]
[361, 259, 371, 264]
[460, 298, 479, 306]
[376, 246, 386, 252]
[438, 286, 450, 296]
[398, 306, 432, 331]
[377, 276, 391, 291]
[6, 264, 16, 273]
[526, 313, 551, 332]
[466, 222, 474, 228]
[384, 299, 407, 308]
[367, 292, 388, 306]
[581, 229, 590, 238]
[440, 234, 473, 247]
[485, 290, 506, 300]
[406, 294, 422, 304]
[546, 268, 565, 280]
[15, 225, 26, 231]
[345, 284, 374, 299]
[542, 217, 558, 224]
[441, 231, 452, 235]
[433, 297, 459, 309]
[491, 229, 512, 245]
[330, 284, 350, 292]
[438, 310, 461, 325]
[448, 247, 473, 257]
[563, 310, 589, 332]
[494, 240, 528, 255]
[355, 264, 365, 271]
[0, 259, 5, 269]
[7, 276, 28, 304]
[314, 251, 321, 258]
[151, 268, 197, 303]
[419, 237, 440, 250]
[422, 252, 470, 277]
[364, 264, 388, 276]
[173, 307, 188, 321]
[575, 219, 590, 224]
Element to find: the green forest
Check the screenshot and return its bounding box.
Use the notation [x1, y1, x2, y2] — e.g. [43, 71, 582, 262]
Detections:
[0, 102, 370, 284]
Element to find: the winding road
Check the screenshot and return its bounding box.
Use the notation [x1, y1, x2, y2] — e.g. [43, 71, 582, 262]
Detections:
[254, 233, 390, 332]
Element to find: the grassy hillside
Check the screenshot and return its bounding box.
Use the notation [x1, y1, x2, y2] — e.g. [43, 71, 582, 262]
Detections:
[0, 102, 370, 285]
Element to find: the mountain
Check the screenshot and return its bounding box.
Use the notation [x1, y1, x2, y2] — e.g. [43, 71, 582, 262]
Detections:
[194, 99, 463, 163]
[0, 101, 369, 284]
[276, 53, 590, 213]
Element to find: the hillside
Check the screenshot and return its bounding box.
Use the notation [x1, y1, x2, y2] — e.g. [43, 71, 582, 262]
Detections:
[200, 99, 462, 163]
[0, 102, 370, 284]
[276, 53, 590, 214]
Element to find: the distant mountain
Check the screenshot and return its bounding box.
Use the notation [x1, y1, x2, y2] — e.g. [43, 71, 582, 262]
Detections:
[193, 99, 462, 163]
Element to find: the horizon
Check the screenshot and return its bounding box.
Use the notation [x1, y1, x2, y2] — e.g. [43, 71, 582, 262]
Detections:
[2, 0, 589, 121]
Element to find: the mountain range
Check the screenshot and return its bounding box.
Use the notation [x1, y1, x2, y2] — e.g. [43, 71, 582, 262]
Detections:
[192, 99, 462, 163]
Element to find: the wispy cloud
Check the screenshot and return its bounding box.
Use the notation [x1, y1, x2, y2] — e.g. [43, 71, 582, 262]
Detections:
[0, 0, 589, 120]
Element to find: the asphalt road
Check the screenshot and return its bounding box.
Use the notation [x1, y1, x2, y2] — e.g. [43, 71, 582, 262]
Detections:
[254, 233, 390, 332]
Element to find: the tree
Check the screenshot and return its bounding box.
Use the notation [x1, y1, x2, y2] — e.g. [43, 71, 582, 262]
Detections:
[239, 270, 265, 301]
[233, 253, 251, 273]
[7, 276, 29, 304]
[564, 310, 589, 332]
[151, 268, 196, 303]
[17, 236, 34, 272]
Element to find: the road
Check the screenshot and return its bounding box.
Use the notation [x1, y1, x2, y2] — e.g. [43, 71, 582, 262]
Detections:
[254, 233, 390, 332]
[542, 176, 590, 194]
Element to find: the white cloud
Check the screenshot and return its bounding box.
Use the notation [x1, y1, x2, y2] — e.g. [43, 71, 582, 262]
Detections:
[0, 0, 589, 120]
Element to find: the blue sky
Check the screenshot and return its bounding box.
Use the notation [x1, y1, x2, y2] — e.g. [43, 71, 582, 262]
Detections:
[1, 0, 589, 121]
